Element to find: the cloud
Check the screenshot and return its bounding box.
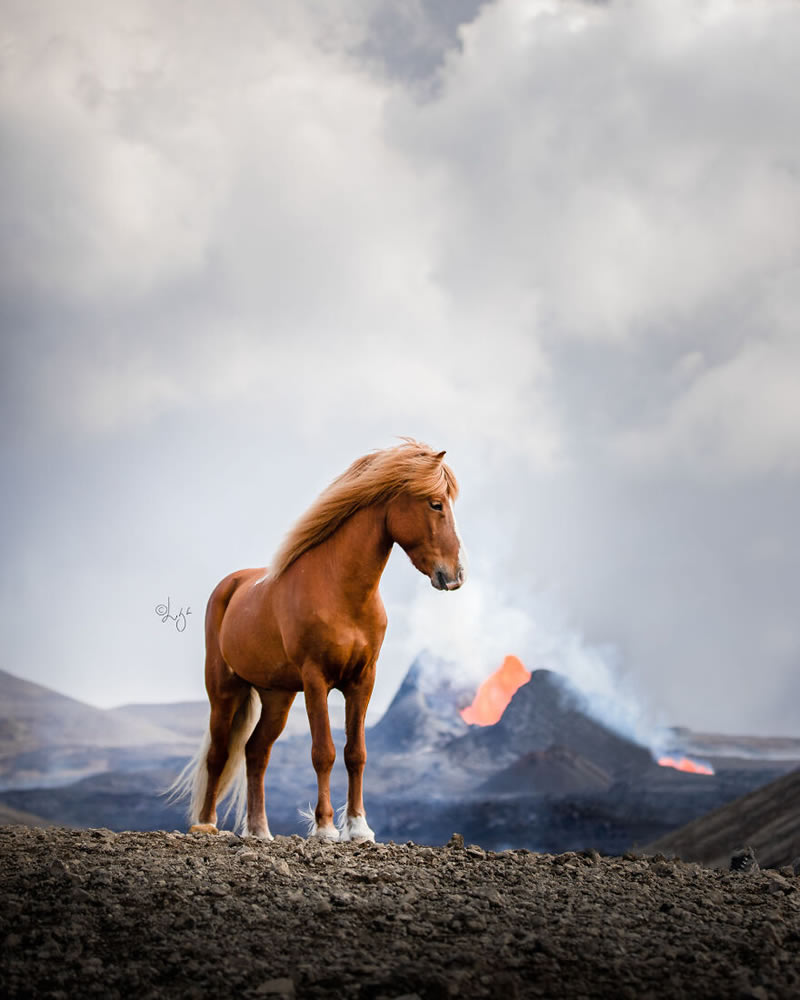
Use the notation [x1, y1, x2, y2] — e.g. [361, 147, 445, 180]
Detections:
[2, 0, 800, 737]
[616, 330, 800, 480]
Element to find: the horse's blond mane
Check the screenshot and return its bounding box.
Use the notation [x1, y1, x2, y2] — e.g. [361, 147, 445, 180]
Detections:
[270, 439, 459, 579]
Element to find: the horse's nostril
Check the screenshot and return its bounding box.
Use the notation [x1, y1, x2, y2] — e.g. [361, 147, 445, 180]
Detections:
[436, 570, 447, 590]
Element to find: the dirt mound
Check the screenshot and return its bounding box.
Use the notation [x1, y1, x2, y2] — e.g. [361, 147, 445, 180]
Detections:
[644, 767, 800, 871]
[2, 826, 799, 999]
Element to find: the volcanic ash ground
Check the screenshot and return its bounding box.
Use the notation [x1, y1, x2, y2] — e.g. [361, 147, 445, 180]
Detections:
[2, 826, 800, 999]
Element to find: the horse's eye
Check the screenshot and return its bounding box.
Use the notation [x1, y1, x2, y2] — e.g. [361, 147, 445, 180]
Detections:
[429, 500, 444, 511]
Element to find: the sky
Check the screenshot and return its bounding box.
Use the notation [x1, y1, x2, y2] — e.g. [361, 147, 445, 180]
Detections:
[2, 0, 800, 739]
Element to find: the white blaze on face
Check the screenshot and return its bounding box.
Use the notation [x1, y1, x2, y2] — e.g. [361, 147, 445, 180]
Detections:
[449, 497, 468, 582]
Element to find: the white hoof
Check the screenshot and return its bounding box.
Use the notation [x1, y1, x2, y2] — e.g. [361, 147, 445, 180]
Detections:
[246, 826, 274, 841]
[339, 813, 375, 843]
[312, 824, 340, 841]
[299, 805, 339, 840]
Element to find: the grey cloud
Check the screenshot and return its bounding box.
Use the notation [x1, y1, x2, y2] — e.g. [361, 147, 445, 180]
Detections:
[355, 0, 490, 82]
[2, 0, 799, 737]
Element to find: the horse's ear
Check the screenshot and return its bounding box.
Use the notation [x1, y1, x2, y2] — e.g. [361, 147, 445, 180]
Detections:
[434, 450, 446, 462]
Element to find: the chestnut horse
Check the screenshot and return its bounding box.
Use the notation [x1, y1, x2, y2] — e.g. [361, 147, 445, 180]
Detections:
[167, 440, 466, 842]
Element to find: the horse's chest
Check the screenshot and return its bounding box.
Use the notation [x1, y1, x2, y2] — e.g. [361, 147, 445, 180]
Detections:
[323, 628, 374, 669]
[289, 618, 380, 676]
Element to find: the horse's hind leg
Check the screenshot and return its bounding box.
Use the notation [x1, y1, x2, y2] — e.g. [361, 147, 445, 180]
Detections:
[192, 683, 248, 832]
[244, 689, 296, 840]
[191, 572, 250, 833]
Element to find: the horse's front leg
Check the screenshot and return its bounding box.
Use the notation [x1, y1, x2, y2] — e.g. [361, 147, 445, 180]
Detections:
[340, 669, 376, 843]
[302, 666, 339, 840]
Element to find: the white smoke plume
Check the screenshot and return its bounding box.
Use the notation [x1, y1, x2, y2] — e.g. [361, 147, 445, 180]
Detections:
[398, 575, 671, 755]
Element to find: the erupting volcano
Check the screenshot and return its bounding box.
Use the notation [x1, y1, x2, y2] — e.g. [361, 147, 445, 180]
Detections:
[460, 655, 532, 726]
[658, 755, 715, 775]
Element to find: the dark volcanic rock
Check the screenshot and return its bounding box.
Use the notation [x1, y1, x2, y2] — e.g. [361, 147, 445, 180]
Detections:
[2, 825, 800, 1000]
[478, 745, 613, 797]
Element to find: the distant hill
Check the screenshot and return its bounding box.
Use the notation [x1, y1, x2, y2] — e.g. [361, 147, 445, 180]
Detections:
[108, 702, 209, 741]
[643, 767, 800, 870]
[0, 802, 50, 827]
[0, 669, 194, 790]
[664, 726, 800, 766]
[0, 670, 187, 751]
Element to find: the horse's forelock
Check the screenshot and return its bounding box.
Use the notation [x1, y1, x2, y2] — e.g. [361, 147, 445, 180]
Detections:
[441, 459, 459, 500]
[398, 446, 458, 501]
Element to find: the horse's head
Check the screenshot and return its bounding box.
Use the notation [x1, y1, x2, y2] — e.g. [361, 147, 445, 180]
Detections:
[386, 488, 467, 592]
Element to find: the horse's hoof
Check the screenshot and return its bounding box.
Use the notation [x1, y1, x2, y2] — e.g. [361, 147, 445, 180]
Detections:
[188, 823, 219, 835]
[340, 814, 375, 843]
[246, 829, 274, 842]
[312, 825, 340, 842]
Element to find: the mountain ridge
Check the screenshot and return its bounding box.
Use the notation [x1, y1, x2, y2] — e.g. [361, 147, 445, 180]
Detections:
[0, 669, 190, 751]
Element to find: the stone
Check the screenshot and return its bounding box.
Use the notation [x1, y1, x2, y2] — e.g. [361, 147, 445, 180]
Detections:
[763, 871, 793, 895]
[730, 847, 759, 873]
[255, 977, 295, 997]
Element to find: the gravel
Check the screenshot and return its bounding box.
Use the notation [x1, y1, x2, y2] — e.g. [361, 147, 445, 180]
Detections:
[2, 825, 800, 999]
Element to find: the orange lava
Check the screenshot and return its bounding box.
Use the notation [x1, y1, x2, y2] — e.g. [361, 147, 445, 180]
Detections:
[460, 655, 532, 726]
[658, 756, 714, 775]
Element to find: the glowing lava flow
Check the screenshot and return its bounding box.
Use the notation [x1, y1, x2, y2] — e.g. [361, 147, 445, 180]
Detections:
[460, 655, 532, 726]
[658, 756, 714, 775]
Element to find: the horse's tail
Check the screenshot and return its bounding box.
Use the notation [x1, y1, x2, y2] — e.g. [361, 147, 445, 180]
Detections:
[164, 687, 261, 831]
[164, 572, 263, 831]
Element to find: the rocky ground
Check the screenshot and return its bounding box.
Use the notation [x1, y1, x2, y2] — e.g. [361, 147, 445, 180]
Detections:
[2, 826, 799, 1000]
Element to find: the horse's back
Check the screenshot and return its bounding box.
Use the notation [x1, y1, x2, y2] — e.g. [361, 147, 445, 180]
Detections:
[206, 568, 266, 631]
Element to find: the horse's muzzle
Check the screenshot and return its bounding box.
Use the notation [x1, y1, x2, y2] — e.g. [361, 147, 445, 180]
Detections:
[432, 567, 465, 591]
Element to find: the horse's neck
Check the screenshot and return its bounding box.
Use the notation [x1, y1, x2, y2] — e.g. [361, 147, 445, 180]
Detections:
[322, 504, 393, 607]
